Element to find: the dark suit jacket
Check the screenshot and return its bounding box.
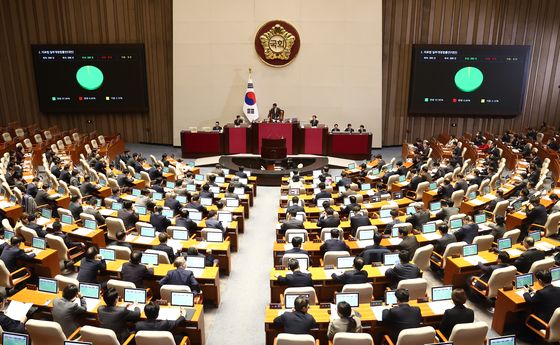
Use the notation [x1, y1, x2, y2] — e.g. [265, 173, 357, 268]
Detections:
[26, 183, 38, 198]
[435, 233, 456, 254]
[0, 312, 26, 334]
[454, 224, 479, 244]
[360, 245, 391, 264]
[0, 245, 35, 272]
[350, 215, 370, 236]
[34, 190, 52, 206]
[80, 182, 98, 196]
[136, 316, 186, 332]
[27, 222, 47, 238]
[118, 209, 139, 229]
[398, 236, 420, 257]
[277, 271, 313, 287]
[97, 305, 141, 343]
[382, 304, 422, 343]
[320, 239, 349, 253]
[159, 268, 200, 292]
[150, 213, 171, 233]
[514, 248, 546, 273]
[313, 191, 332, 205]
[525, 205, 548, 227]
[59, 170, 71, 184]
[523, 285, 560, 323]
[317, 216, 341, 228]
[76, 257, 106, 283]
[121, 262, 154, 288]
[117, 174, 135, 187]
[439, 305, 475, 338]
[153, 243, 177, 263]
[164, 199, 181, 214]
[285, 247, 310, 256]
[406, 210, 430, 229]
[477, 262, 509, 283]
[438, 184, 454, 199]
[280, 219, 304, 235]
[286, 204, 305, 214]
[69, 201, 83, 220]
[175, 217, 198, 232]
[273, 311, 317, 334]
[331, 269, 368, 284]
[385, 263, 422, 288]
[454, 180, 468, 192]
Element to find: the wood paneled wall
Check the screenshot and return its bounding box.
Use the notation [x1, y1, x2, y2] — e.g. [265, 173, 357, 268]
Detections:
[0, 0, 173, 144]
[383, 0, 560, 146]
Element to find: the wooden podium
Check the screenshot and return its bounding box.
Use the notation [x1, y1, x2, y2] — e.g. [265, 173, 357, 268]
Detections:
[261, 138, 287, 160]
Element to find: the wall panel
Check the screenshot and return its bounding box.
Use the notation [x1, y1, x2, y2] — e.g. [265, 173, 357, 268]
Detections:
[0, 0, 173, 144]
[383, 0, 560, 146]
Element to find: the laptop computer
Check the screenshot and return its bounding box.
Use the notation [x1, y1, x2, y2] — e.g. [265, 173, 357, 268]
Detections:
[3, 332, 30, 345]
[234, 187, 245, 195]
[218, 211, 233, 223]
[497, 238, 512, 251]
[431, 286, 453, 302]
[3, 230, 14, 241]
[528, 231, 541, 242]
[385, 290, 397, 305]
[551, 267, 560, 283]
[41, 208, 52, 220]
[430, 201, 442, 212]
[170, 291, 195, 307]
[166, 181, 176, 189]
[429, 182, 437, 190]
[124, 288, 147, 304]
[361, 183, 371, 191]
[295, 258, 309, 271]
[135, 205, 147, 215]
[226, 199, 240, 208]
[140, 227, 156, 238]
[173, 229, 189, 240]
[38, 277, 58, 294]
[383, 253, 400, 266]
[194, 174, 204, 182]
[474, 213, 486, 224]
[60, 214, 73, 225]
[99, 248, 116, 261]
[468, 192, 477, 200]
[200, 198, 212, 207]
[210, 186, 220, 194]
[215, 176, 225, 184]
[284, 293, 310, 309]
[398, 175, 406, 183]
[162, 208, 174, 219]
[488, 335, 516, 345]
[111, 202, 123, 211]
[84, 219, 97, 230]
[176, 195, 187, 204]
[287, 233, 306, 244]
[189, 211, 202, 222]
[358, 229, 374, 241]
[186, 256, 205, 269]
[79, 283, 101, 299]
[336, 256, 355, 270]
[186, 184, 197, 192]
[132, 189, 141, 197]
[515, 273, 533, 289]
[406, 206, 416, 215]
[32, 237, 46, 250]
[152, 192, 163, 201]
[347, 163, 356, 170]
[335, 292, 359, 307]
[450, 218, 463, 230]
[141, 252, 159, 266]
[206, 232, 223, 243]
[462, 244, 478, 257]
[379, 209, 392, 219]
[423, 223, 437, 234]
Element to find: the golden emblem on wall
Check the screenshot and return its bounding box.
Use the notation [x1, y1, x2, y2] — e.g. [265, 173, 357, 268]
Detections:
[259, 24, 295, 60]
[254, 20, 300, 67]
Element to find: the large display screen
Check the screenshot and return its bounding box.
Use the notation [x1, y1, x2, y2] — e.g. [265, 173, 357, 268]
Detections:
[31, 44, 148, 113]
[408, 45, 531, 116]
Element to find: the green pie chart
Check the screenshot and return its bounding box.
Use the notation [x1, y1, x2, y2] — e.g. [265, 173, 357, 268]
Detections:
[76, 65, 104, 90]
[454, 66, 483, 92]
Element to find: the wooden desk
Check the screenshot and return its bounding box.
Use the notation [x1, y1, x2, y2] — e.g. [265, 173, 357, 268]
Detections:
[76, 259, 221, 308]
[22, 246, 60, 277]
[62, 224, 106, 248]
[9, 288, 206, 345]
[264, 300, 446, 345]
[493, 283, 543, 335]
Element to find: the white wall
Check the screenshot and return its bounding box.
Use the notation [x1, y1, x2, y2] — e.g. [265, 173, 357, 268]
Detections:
[173, 0, 383, 147]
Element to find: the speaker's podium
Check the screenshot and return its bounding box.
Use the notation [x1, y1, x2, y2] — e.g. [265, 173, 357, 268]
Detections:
[224, 123, 251, 154]
[254, 120, 299, 155]
[261, 138, 287, 160]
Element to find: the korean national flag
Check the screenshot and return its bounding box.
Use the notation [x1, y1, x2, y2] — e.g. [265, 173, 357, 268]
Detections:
[243, 74, 259, 122]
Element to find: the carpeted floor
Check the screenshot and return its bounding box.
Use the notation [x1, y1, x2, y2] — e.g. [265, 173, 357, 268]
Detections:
[124, 143, 536, 345]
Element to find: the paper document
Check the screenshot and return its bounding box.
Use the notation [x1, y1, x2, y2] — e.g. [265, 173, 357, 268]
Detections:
[505, 249, 524, 257]
[371, 306, 390, 320]
[484, 194, 497, 200]
[73, 228, 93, 236]
[535, 242, 555, 251]
[470, 199, 485, 206]
[423, 233, 441, 241]
[157, 307, 181, 320]
[36, 218, 51, 226]
[428, 301, 454, 315]
[0, 201, 14, 209]
[134, 236, 154, 244]
[356, 240, 373, 248]
[99, 209, 114, 217]
[330, 304, 340, 320]
[463, 255, 487, 266]
[377, 266, 392, 275]
[5, 301, 33, 322]
[83, 298, 100, 312]
[388, 238, 402, 245]
[189, 268, 205, 277]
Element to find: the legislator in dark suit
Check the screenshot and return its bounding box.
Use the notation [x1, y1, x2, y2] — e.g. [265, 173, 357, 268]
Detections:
[150, 212, 171, 233]
[153, 243, 177, 263]
[117, 209, 139, 229]
[523, 204, 548, 230]
[438, 184, 454, 199]
[273, 311, 317, 334]
[285, 247, 310, 256]
[164, 198, 181, 214]
[439, 304, 475, 338]
[34, 189, 53, 206]
[277, 271, 313, 287]
[52, 296, 88, 336]
[286, 204, 305, 214]
[523, 285, 560, 323]
[76, 257, 106, 283]
[514, 248, 545, 273]
[69, 201, 83, 220]
[279, 219, 304, 235]
[317, 216, 341, 228]
[398, 236, 420, 257]
[175, 217, 198, 232]
[0, 311, 26, 334]
[349, 214, 370, 236]
[159, 267, 200, 292]
[382, 304, 422, 343]
[454, 223, 479, 244]
[313, 191, 332, 205]
[136, 315, 186, 333]
[359, 245, 391, 264]
[0, 245, 35, 272]
[97, 305, 141, 343]
[405, 210, 430, 229]
[320, 239, 350, 253]
[385, 263, 422, 288]
[331, 269, 368, 284]
[435, 233, 457, 254]
[121, 262, 154, 288]
[80, 182, 99, 197]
